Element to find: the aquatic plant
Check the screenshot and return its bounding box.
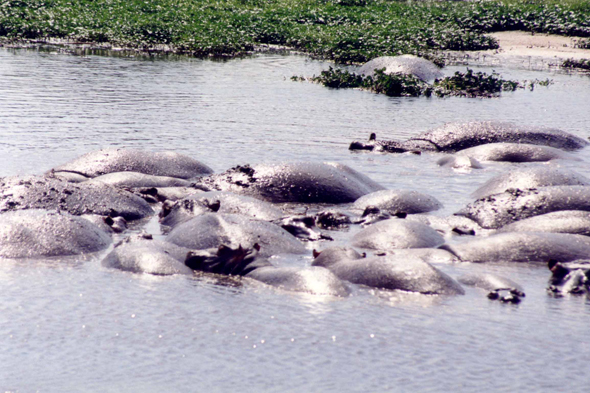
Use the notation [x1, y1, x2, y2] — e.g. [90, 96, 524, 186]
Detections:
[304, 66, 543, 98]
[1, 0, 589, 61]
[562, 58, 590, 70]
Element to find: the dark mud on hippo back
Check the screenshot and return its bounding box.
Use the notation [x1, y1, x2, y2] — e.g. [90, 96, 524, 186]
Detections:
[0, 175, 153, 220]
[457, 185, 590, 229]
[0, 209, 111, 258]
[160, 191, 283, 230]
[196, 162, 385, 203]
[51, 148, 213, 179]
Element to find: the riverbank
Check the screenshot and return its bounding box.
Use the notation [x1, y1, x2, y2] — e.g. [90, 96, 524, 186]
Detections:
[445, 30, 590, 69]
[1, 0, 589, 63]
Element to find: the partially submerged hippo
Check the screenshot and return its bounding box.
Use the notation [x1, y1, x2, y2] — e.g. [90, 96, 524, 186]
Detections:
[0, 175, 154, 220]
[102, 234, 193, 276]
[496, 210, 590, 236]
[350, 121, 589, 153]
[312, 247, 464, 295]
[166, 213, 306, 257]
[185, 245, 350, 296]
[87, 171, 192, 188]
[351, 219, 445, 251]
[441, 232, 590, 263]
[357, 55, 444, 82]
[547, 259, 590, 295]
[456, 143, 580, 163]
[50, 148, 213, 179]
[457, 185, 590, 229]
[160, 191, 283, 229]
[352, 189, 443, 215]
[195, 162, 385, 203]
[471, 167, 589, 199]
[458, 273, 525, 303]
[0, 209, 111, 258]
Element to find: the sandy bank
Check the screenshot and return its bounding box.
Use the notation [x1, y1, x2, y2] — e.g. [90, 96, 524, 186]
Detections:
[447, 31, 590, 69]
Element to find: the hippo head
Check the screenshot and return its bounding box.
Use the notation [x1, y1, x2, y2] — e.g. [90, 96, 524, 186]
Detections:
[548, 259, 590, 295]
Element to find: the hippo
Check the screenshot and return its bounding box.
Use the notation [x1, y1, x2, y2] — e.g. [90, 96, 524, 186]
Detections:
[194, 162, 385, 204]
[87, 171, 192, 188]
[0, 209, 111, 258]
[357, 55, 444, 82]
[547, 259, 590, 295]
[185, 244, 350, 296]
[403, 214, 485, 236]
[457, 185, 590, 229]
[351, 219, 445, 251]
[440, 232, 590, 263]
[159, 191, 283, 229]
[0, 175, 153, 220]
[349, 121, 589, 153]
[102, 234, 193, 276]
[311, 247, 464, 295]
[471, 167, 590, 199]
[166, 213, 306, 257]
[437, 155, 483, 170]
[352, 190, 443, 215]
[456, 143, 580, 163]
[50, 148, 213, 179]
[458, 273, 525, 303]
[496, 210, 590, 236]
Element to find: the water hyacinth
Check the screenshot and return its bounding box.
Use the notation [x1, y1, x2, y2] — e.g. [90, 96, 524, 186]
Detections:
[1, 0, 589, 61]
[301, 67, 549, 98]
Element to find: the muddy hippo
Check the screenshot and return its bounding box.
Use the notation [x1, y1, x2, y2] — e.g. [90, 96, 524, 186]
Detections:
[457, 185, 590, 229]
[160, 191, 283, 229]
[441, 232, 590, 263]
[351, 219, 445, 251]
[471, 167, 589, 199]
[311, 247, 464, 295]
[166, 213, 306, 257]
[185, 245, 350, 296]
[496, 210, 590, 236]
[102, 234, 193, 275]
[0, 209, 111, 258]
[547, 259, 590, 295]
[0, 175, 153, 220]
[350, 121, 589, 153]
[458, 273, 525, 302]
[50, 148, 213, 179]
[352, 190, 443, 215]
[195, 162, 385, 204]
[357, 55, 444, 81]
[456, 143, 580, 163]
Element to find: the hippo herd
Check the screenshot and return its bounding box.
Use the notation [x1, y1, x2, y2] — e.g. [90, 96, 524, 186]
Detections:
[2, 120, 590, 300]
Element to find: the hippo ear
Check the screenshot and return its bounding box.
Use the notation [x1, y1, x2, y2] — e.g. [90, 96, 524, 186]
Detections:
[312, 249, 321, 259]
[548, 259, 558, 270]
[253, 243, 261, 252]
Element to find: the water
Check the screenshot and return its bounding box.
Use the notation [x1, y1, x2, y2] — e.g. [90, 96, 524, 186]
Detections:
[1, 46, 590, 392]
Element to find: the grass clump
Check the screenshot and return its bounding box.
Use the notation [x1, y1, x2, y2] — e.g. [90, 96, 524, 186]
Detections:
[562, 58, 590, 70]
[302, 67, 548, 98]
[0, 0, 589, 61]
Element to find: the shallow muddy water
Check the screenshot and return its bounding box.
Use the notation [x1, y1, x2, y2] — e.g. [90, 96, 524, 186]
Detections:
[1, 47, 590, 392]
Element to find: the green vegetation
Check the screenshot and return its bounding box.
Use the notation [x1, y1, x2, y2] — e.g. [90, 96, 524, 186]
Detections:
[300, 67, 552, 97]
[1, 0, 589, 62]
[562, 57, 590, 70]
